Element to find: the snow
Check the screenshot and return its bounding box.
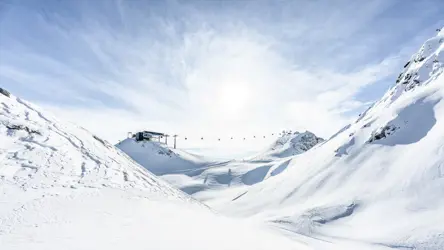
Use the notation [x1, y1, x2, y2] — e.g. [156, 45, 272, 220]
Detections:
[116, 138, 211, 175]
[250, 131, 324, 161]
[118, 131, 323, 204]
[0, 94, 307, 250]
[118, 28, 444, 249]
[1, 187, 308, 250]
[2, 28, 444, 250]
[195, 28, 444, 249]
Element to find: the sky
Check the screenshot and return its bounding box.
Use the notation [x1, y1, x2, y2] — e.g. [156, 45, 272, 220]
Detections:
[0, 0, 443, 159]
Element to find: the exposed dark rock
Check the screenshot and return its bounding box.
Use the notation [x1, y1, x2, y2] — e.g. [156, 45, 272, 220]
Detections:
[0, 88, 10, 98]
[403, 61, 411, 68]
[361, 123, 371, 128]
[368, 125, 398, 143]
[396, 73, 403, 83]
[93, 135, 111, 148]
[414, 56, 425, 63]
[5, 124, 41, 135]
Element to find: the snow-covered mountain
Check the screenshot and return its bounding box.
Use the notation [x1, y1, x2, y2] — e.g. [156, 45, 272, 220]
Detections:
[251, 131, 324, 161]
[3, 27, 443, 250]
[126, 131, 324, 205]
[209, 29, 444, 248]
[117, 138, 210, 175]
[0, 92, 306, 250]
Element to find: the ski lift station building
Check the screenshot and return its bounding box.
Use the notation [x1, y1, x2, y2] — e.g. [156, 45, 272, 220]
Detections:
[134, 131, 165, 142]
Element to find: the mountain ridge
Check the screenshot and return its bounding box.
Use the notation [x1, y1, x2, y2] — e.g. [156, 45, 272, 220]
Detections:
[0, 92, 305, 250]
[208, 27, 444, 249]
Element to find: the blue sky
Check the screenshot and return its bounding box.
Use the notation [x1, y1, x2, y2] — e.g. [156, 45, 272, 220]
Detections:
[0, 0, 443, 158]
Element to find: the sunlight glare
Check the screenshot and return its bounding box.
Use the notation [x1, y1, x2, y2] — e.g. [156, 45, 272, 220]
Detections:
[216, 84, 250, 118]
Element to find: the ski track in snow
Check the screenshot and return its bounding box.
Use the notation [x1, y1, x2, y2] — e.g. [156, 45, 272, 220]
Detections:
[1, 94, 312, 250]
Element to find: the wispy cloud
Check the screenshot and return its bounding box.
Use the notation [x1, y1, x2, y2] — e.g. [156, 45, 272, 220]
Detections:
[1, 0, 443, 158]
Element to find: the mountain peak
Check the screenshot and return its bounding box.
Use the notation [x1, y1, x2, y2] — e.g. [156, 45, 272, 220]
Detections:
[250, 130, 324, 161]
[391, 27, 443, 99]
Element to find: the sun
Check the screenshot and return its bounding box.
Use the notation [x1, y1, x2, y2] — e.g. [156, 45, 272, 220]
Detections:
[216, 84, 250, 118]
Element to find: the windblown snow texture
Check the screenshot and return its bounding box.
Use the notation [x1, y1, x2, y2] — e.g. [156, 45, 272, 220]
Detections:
[0, 94, 193, 198]
[0, 93, 303, 250]
[2, 28, 444, 250]
[211, 28, 444, 249]
[112, 29, 444, 249]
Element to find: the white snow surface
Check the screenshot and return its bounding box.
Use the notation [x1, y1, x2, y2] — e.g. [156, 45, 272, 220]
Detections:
[0, 94, 307, 250]
[116, 138, 211, 175]
[2, 28, 444, 250]
[118, 131, 323, 198]
[122, 29, 444, 249]
[250, 131, 324, 161]
[201, 28, 444, 249]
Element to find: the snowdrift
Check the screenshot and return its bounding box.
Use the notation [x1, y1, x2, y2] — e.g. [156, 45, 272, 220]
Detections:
[213, 29, 444, 249]
[0, 93, 305, 250]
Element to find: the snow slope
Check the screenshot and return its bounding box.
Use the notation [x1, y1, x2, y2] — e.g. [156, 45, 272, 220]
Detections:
[151, 131, 323, 205]
[209, 29, 444, 249]
[0, 93, 307, 250]
[116, 138, 211, 175]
